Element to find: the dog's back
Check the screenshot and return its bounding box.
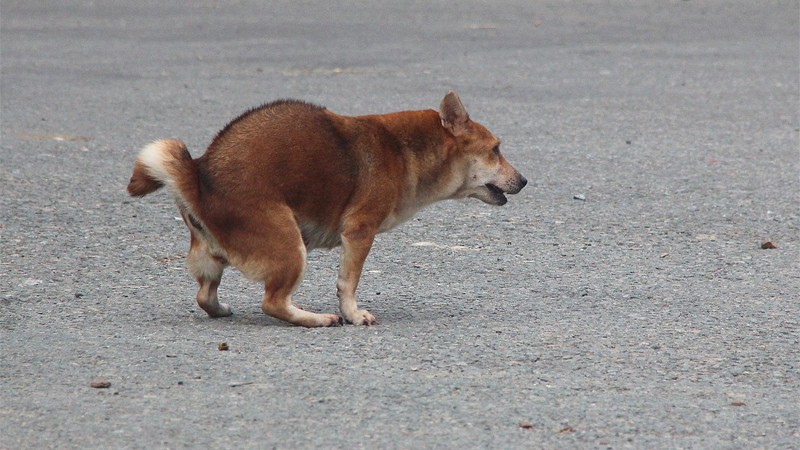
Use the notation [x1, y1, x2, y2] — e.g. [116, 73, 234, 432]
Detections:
[195, 100, 363, 246]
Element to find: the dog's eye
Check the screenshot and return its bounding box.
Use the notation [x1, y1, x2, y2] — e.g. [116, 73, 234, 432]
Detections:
[491, 145, 500, 155]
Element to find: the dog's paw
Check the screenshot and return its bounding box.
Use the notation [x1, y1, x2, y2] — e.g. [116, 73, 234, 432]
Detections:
[207, 302, 233, 318]
[321, 314, 344, 327]
[346, 309, 378, 326]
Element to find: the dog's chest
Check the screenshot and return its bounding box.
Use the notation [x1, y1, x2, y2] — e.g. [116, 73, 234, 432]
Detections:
[378, 207, 419, 233]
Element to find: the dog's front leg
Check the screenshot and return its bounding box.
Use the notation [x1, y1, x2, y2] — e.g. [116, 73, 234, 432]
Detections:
[337, 224, 378, 325]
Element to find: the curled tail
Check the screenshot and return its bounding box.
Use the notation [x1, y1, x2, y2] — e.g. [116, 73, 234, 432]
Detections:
[127, 139, 201, 212]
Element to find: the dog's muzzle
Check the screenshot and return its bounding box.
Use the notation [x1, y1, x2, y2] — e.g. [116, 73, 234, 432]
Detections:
[484, 174, 526, 205]
[507, 175, 527, 194]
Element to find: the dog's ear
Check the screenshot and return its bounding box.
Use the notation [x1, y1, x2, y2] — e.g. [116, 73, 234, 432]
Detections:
[439, 91, 470, 135]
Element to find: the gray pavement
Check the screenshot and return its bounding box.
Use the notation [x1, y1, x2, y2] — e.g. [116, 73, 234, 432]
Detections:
[1, 1, 799, 448]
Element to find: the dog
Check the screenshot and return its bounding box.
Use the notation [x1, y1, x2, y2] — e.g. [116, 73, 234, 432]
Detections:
[127, 91, 526, 327]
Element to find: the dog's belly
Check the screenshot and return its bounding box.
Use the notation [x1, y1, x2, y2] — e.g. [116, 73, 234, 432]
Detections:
[299, 221, 342, 250]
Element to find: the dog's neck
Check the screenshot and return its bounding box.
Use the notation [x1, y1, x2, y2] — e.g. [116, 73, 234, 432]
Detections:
[369, 110, 465, 206]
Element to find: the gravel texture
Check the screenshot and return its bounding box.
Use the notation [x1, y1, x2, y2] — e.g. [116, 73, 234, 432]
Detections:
[1, 1, 798, 448]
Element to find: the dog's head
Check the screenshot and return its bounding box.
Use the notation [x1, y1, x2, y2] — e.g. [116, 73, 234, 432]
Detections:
[440, 91, 527, 206]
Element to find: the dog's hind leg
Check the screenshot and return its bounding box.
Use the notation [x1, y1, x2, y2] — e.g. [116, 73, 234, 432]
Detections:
[239, 205, 342, 327]
[187, 233, 232, 317]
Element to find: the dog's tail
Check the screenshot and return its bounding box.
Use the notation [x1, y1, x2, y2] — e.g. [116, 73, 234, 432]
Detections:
[127, 139, 201, 212]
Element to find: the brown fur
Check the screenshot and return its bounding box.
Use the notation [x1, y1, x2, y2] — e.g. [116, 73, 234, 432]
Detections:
[127, 160, 162, 197]
[127, 92, 526, 327]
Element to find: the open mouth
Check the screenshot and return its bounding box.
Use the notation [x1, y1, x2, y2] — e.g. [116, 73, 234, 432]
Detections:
[485, 183, 507, 205]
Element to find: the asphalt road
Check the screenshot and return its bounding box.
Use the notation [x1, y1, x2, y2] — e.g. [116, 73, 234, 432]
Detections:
[1, 1, 798, 448]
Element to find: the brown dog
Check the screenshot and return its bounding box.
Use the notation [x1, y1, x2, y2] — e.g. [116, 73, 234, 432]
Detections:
[127, 92, 526, 327]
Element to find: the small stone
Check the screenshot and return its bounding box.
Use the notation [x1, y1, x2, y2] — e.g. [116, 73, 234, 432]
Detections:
[519, 420, 534, 429]
[760, 241, 777, 249]
[573, 194, 586, 201]
[559, 425, 576, 434]
[218, 342, 229, 351]
[90, 380, 111, 389]
[731, 401, 746, 407]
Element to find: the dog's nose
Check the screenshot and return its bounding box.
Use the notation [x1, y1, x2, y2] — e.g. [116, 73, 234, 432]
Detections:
[519, 175, 527, 190]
